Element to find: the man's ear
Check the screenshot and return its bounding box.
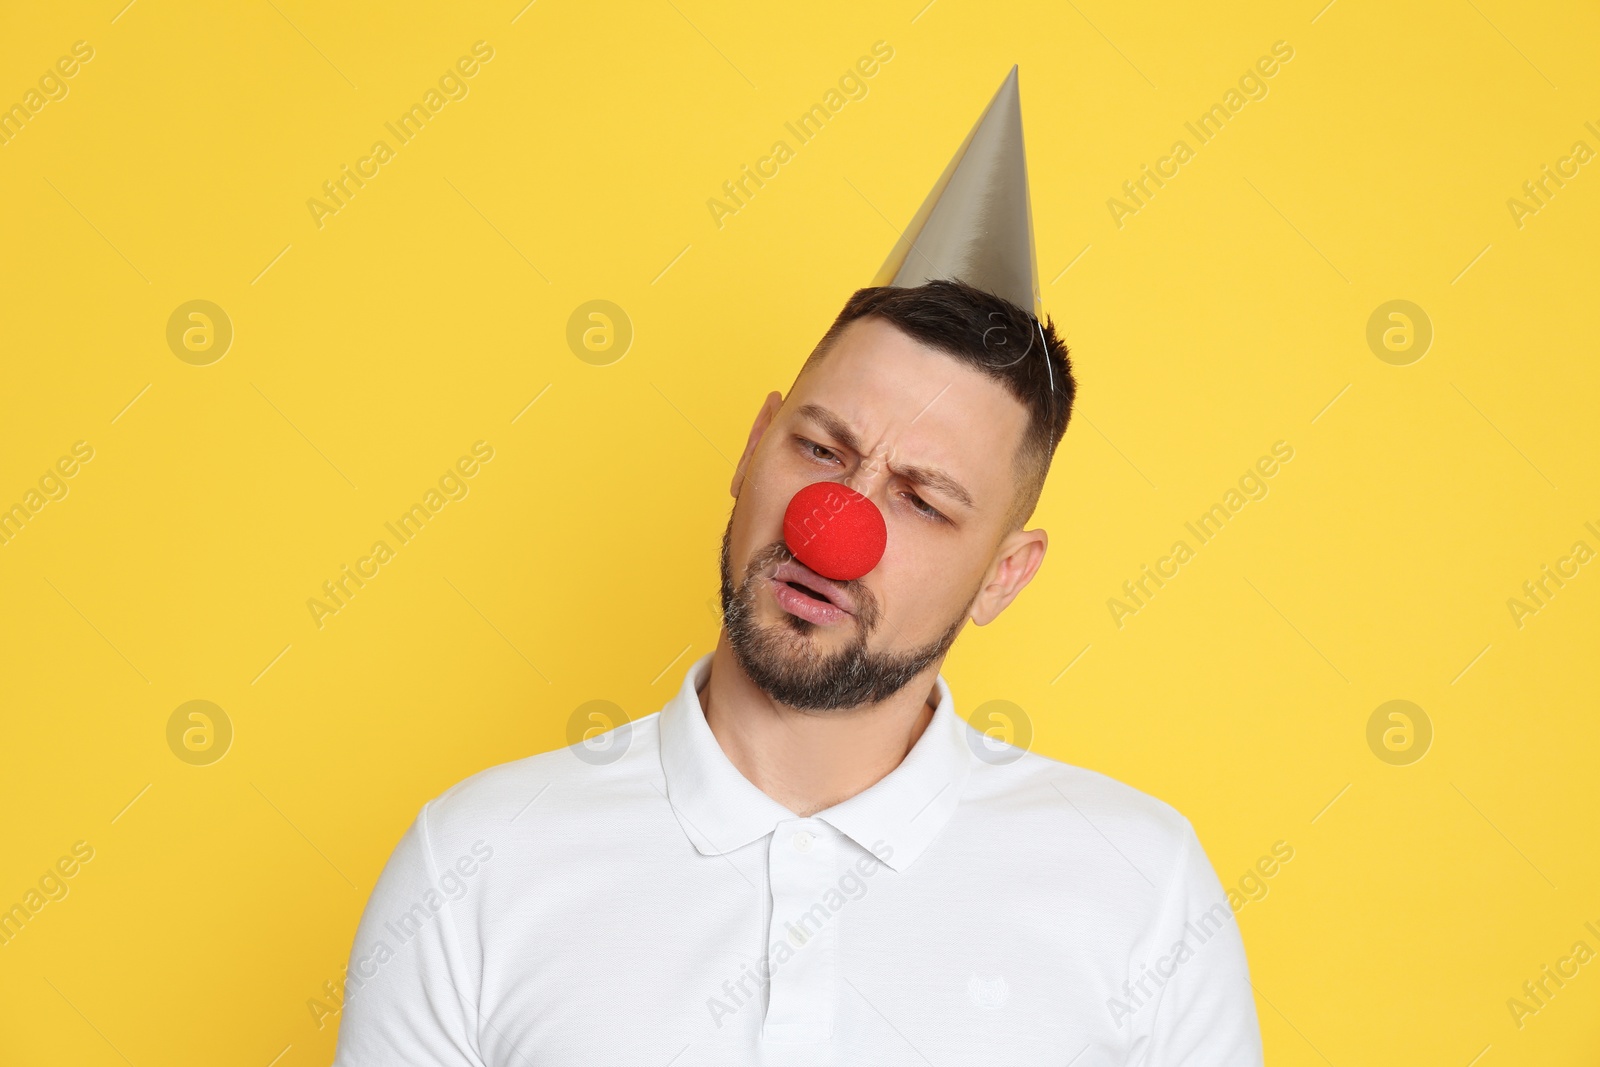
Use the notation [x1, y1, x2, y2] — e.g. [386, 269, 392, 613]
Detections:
[968, 527, 1048, 626]
[731, 390, 784, 498]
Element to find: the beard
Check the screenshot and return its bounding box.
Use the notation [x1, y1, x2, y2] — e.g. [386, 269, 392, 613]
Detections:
[718, 509, 967, 711]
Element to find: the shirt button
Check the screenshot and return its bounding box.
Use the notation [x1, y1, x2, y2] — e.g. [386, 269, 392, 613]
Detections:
[792, 830, 814, 852]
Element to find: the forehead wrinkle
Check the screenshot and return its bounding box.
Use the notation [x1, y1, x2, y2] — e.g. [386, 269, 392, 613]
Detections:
[874, 402, 976, 511]
[795, 401, 976, 512]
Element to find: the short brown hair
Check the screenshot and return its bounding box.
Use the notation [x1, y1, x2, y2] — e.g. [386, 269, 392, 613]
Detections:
[796, 279, 1076, 530]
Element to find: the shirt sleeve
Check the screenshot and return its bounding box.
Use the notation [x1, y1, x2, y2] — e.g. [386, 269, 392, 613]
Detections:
[1135, 818, 1264, 1066]
[330, 800, 486, 1067]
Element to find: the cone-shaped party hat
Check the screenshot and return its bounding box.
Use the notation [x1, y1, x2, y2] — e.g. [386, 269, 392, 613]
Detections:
[872, 66, 1040, 319]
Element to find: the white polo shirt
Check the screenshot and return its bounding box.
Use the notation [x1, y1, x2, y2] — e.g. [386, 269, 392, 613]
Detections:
[330, 651, 1263, 1066]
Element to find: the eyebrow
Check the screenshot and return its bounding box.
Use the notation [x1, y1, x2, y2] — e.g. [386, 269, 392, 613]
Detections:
[793, 402, 976, 512]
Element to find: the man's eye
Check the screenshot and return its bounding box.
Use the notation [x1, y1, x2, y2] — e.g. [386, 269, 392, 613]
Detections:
[905, 492, 944, 522]
[801, 439, 838, 463]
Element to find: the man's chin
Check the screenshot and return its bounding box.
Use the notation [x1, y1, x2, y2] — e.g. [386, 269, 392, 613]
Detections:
[727, 612, 855, 695]
[749, 612, 850, 662]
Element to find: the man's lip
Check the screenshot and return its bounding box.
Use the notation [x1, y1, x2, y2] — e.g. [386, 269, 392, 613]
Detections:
[770, 559, 856, 615]
[768, 576, 851, 625]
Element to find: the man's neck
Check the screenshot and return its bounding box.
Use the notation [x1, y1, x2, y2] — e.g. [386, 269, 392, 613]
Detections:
[698, 633, 939, 818]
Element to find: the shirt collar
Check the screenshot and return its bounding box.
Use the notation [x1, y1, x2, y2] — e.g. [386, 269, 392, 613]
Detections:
[658, 650, 972, 874]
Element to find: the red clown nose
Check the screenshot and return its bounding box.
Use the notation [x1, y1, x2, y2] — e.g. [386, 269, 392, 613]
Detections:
[782, 481, 887, 582]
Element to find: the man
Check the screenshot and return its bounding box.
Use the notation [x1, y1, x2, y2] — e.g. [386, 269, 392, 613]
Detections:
[331, 68, 1263, 1066]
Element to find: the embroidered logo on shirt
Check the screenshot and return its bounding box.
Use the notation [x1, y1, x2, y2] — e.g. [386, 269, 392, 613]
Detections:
[967, 972, 1010, 1007]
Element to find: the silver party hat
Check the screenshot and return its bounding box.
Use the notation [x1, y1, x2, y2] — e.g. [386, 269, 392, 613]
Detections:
[873, 66, 1040, 320]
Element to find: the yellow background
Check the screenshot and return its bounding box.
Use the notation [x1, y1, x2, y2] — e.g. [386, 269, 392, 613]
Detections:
[2, 0, 1596, 1063]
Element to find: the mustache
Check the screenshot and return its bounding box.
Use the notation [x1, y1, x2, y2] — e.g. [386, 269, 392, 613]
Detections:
[745, 539, 879, 627]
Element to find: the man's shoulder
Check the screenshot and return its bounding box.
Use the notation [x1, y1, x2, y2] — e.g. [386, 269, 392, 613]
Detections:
[965, 736, 1195, 852]
[417, 710, 665, 844]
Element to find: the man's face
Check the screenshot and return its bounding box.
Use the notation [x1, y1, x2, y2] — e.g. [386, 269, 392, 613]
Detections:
[719, 316, 1033, 711]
